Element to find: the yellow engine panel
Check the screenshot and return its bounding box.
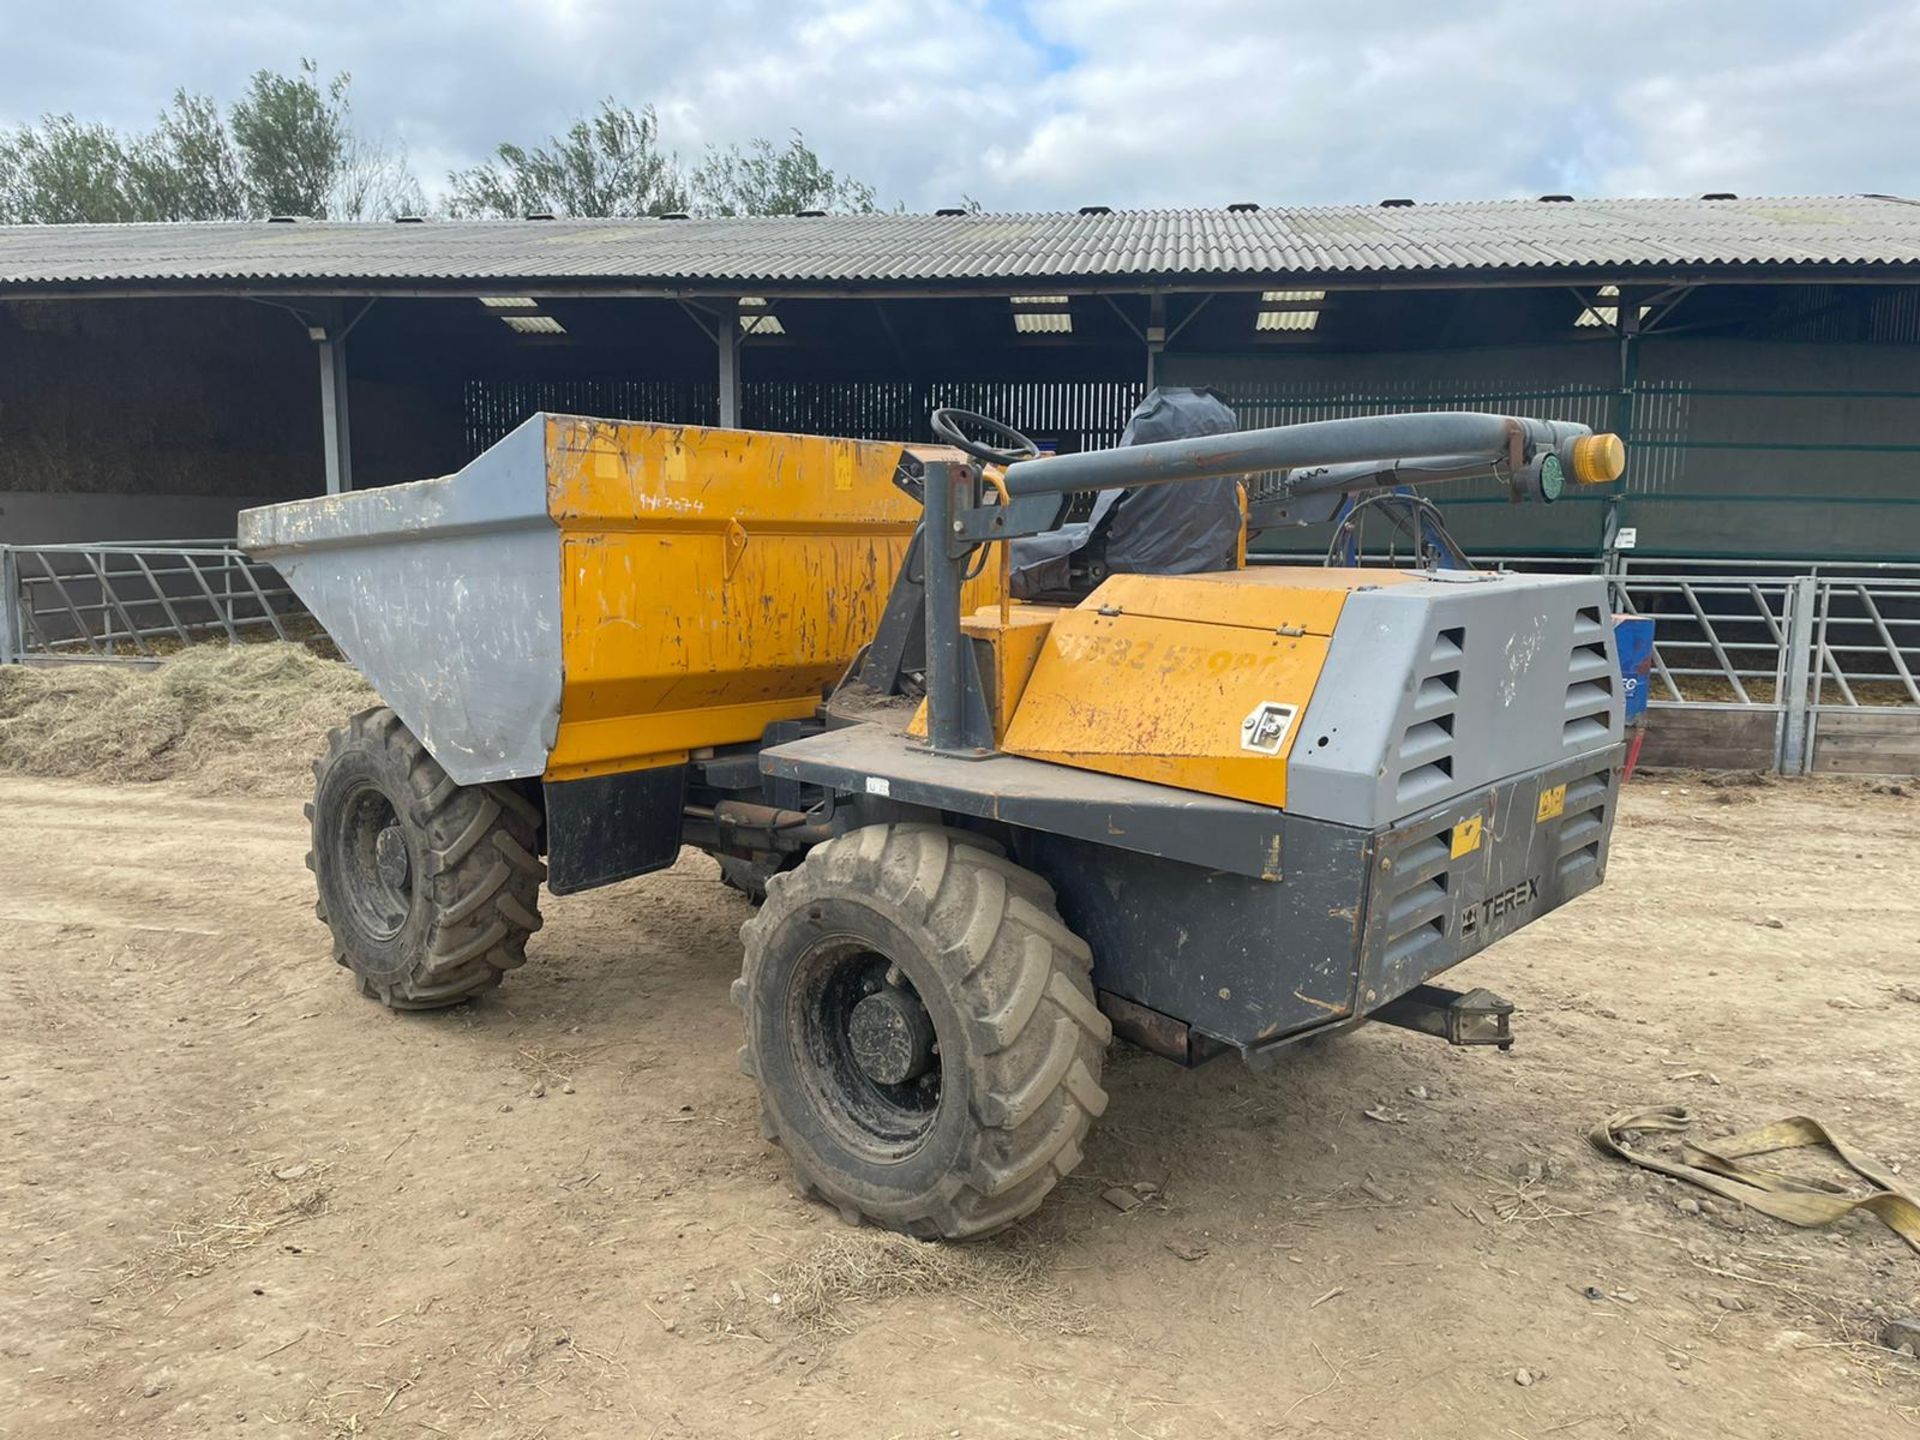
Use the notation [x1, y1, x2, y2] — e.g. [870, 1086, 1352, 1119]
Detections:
[906, 603, 1067, 746]
[1001, 568, 1417, 808]
[964, 605, 1063, 743]
[544, 417, 994, 780]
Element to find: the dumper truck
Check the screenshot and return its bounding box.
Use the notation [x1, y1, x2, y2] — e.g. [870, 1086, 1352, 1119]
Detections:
[240, 403, 1629, 1239]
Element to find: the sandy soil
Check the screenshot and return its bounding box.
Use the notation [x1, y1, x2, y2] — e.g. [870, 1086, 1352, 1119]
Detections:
[2, 770, 1917, 1439]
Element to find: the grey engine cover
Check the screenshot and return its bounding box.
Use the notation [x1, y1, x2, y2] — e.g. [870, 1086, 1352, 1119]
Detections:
[1287, 571, 1623, 828]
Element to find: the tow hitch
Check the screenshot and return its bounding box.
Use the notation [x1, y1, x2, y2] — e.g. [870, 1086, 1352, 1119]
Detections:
[1372, 984, 1515, 1050]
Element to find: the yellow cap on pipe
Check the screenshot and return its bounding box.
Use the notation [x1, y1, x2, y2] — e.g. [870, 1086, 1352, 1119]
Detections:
[1569, 432, 1627, 485]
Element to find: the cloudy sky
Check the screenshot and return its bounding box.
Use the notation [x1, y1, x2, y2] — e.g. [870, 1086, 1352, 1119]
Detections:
[5, 0, 1918, 211]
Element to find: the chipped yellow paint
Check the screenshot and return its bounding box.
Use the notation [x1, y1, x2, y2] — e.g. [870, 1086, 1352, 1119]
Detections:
[996, 569, 1420, 808]
[542, 416, 990, 780]
[1536, 782, 1567, 823]
[1451, 815, 1484, 858]
[906, 696, 930, 739]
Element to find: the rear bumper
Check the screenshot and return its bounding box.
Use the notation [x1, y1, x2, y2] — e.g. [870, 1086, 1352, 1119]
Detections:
[1042, 746, 1623, 1059]
[1356, 745, 1623, 1014]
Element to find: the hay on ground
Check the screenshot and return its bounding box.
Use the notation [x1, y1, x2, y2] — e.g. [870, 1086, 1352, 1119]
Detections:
[710, 1227, 1092, 1339]
[0, 643, 373, 795]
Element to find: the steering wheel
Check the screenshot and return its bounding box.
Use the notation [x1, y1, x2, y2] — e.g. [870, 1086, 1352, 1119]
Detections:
[929, 408, 1041, 466]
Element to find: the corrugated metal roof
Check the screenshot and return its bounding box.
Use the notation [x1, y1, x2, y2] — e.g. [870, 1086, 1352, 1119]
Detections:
[3, 195, 1918, 294]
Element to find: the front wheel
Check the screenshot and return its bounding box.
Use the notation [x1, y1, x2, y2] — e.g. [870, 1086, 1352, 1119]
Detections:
[308, 707, 545, 1009]
[733, 824, 1110, 1239]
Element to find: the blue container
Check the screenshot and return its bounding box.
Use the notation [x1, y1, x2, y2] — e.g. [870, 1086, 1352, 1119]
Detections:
[1613, 613, 1656, 723]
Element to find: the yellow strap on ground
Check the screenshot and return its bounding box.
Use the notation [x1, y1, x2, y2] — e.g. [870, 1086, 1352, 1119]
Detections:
[1591, 1105, 1920, 1254]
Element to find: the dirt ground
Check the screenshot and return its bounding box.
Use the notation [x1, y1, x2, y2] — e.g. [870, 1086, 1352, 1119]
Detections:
[3, 764, 1918, 1439]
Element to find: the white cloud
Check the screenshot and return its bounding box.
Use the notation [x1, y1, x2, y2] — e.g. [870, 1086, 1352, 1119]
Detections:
[2, 0, 1915, 211]
[1597, 4, 1920, 197]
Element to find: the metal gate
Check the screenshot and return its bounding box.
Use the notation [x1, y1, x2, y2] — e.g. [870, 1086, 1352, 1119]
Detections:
[1803, 574, 1920, 774]
[0, 541, 301, 663]
[1601, 564, 1919, 775]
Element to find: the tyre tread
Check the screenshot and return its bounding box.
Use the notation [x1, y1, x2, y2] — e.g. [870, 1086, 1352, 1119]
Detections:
[310, 706, 544, 1010]
[740, 823, 1108, 1240]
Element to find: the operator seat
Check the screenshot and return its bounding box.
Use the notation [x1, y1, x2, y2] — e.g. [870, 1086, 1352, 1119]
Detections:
[1009, 386, 1244, 600]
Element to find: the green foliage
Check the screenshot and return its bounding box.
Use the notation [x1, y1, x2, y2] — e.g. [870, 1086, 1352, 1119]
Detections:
[448, 102, 881, 219]
[0, 115, 140, 223]
[692, 132, 878, 217]
[229, 59, 348, 217]
[0, 61, 423, 223]
[125, 91, 247, 221]
[448, 101, 690, 219]
[1, 81, 883, 226]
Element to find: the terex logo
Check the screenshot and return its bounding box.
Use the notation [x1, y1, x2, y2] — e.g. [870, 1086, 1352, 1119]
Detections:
[1458, 877, 1541, 937]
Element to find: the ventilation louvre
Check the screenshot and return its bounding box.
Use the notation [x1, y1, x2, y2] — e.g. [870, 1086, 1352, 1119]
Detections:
[1392, 628, 1464, 807]
[1555, 766, 1612, 878]
[1380, 832, 1451, 973]
[1564, 609, 1615, 745]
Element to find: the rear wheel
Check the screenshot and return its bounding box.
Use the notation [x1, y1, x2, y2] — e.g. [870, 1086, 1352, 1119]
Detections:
[308, 707, 545, 1009]
[734, 824, 1110, 1239]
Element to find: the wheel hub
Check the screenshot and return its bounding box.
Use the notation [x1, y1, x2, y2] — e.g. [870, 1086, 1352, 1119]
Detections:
[375, 824, 411, 892]
[847, 986, 936, 1086]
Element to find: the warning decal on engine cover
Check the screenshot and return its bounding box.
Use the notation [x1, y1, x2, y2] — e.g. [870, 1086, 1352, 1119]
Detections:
[1450, 814, 1484, 858]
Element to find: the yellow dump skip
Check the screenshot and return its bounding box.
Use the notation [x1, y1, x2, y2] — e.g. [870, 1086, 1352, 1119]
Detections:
[1002, 568, 1417, 808]
[545, 418, 923, 780]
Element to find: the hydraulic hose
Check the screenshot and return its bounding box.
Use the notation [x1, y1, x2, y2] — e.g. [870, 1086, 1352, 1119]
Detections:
[1000, 412, 1601, 499]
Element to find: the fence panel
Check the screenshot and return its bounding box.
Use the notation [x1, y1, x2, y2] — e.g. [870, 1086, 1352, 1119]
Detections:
[0, 541, 302, 662]
[1803, 575, 1920, 775]
[1258, 553, 1920, 774]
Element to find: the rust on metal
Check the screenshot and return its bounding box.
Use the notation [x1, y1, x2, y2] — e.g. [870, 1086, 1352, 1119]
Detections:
[1098, 991, 1193, 1065]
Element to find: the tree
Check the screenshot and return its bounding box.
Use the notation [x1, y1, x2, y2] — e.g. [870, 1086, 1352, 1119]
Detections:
[692, 132, 878, 217]
[0, 62, 426, 223]
[448, 101, 689, 219]
[0, 115, 138, 223]
[124, 91, 247, 221]
[0, 75, 881, 226]
[448, 103, 883, 219]
[329, 129, 428, 221]
[229, 59, 348, 218]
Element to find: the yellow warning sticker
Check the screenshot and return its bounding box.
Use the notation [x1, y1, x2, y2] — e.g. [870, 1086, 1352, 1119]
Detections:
[1450, 815, 1484, 858]
[833, 444, 856, 492]
[1536, 783, 1567, 823]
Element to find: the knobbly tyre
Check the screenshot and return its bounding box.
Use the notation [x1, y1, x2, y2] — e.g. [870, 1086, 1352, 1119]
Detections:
[240, 401, 1630, 1240]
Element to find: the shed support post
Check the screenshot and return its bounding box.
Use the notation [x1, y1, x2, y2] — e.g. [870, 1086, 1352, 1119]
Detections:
[717, 320, 741, 429]
[1602, 289, 1642, 559]
[0, 545, 20, 664]
[1779, 574, 1818, 775]
[316, 330, 353, 494]
[1145, 294, 1167, 389]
